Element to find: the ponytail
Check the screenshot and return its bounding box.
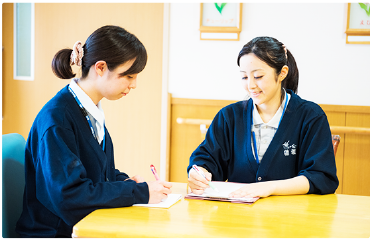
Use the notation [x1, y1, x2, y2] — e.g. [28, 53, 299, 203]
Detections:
[282, 49, 299, 93]
[51, 49, 76, 79]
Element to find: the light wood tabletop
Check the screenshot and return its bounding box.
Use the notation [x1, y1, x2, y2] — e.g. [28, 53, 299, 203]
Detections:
[72, 182, 370, 238]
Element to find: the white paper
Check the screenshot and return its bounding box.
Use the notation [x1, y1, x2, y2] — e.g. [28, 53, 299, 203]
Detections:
[133, 194, 182, 208]
[187, 182, 258, 202]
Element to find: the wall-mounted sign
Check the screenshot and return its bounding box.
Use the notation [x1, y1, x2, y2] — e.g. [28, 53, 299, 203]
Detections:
[346, 3, 370, 44]
[199, 3, 242, 41]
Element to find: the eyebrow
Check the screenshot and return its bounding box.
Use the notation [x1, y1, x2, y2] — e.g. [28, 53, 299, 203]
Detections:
[240, 69, 264, 73]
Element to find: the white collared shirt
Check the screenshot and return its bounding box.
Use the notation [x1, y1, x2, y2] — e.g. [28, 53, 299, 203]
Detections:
[69, 78, 105, 144]
[251, 92, 291, 163]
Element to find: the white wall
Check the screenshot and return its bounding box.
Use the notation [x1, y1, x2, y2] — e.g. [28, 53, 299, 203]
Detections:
[168, 3, 370, 106]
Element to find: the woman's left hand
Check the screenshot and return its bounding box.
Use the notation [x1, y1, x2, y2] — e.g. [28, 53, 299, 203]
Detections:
[125, 175, 145, 183]
[229, 181, 276, 198]
[229, 176, 310, 198]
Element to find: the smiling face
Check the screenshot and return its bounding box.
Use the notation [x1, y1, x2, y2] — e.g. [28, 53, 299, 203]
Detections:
[240, 53, 284, 110]
[97, 59, 138, 101]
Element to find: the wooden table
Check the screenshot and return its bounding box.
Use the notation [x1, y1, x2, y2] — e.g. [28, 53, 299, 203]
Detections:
[72, 182, 370, 238]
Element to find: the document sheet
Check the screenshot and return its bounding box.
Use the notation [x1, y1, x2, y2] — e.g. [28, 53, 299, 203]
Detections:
[185, 181, 259, 204]
[133, 194, 182, 208]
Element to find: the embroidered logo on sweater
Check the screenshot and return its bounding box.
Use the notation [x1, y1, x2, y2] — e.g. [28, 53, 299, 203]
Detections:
[283, 141, 296, 156]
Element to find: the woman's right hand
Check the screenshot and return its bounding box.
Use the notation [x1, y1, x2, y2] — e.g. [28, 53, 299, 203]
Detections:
[147, 180, 172, 204]
[188, 166, 212, 195]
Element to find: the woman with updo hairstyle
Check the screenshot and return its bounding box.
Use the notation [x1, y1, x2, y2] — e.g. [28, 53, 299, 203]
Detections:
[188, 36, 338, 198]
[16, 25, 172, 238]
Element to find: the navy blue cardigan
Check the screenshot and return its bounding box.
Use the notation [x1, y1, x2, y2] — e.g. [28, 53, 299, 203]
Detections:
[16, 86, 149, 238]
[188, 90, 339, 194]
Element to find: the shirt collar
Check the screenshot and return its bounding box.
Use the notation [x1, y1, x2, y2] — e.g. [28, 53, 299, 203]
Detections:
[69, 78, 105, 128]
[253, 92, 291, 128]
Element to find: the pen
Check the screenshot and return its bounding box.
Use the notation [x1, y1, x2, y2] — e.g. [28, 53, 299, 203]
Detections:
[150, 164, 160, 181]
[192, 165, 219, 192]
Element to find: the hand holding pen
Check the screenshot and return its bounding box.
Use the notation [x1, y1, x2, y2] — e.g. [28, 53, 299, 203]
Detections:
[148, 165, 172, 204]
[188, 165, 219, 194]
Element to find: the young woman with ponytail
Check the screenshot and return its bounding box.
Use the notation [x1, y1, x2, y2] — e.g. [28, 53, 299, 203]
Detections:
[187, 37, 338, 198]
[16, 25, 172, 238]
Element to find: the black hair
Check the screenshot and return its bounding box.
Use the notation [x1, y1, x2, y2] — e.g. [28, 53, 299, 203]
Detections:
[52, 25, 147, 79]
[237, 36, 299, 97]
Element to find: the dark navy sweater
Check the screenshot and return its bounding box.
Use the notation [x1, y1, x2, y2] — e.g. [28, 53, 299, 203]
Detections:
[188, 90, 339, 194]
[16, 86, 149, 238]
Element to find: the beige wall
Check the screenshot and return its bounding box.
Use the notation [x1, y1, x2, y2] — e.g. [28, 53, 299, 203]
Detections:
[2, 3, 164, 181]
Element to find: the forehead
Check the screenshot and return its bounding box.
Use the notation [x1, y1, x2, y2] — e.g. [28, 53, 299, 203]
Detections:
[239, 53, 272, 72]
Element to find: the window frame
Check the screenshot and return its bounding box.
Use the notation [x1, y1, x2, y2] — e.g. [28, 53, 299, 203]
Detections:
[13, 3, 35, 81]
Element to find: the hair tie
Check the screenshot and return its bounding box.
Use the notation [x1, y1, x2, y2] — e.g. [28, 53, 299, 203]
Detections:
[282, 45, 288, 60]
[70, 41, 84, 66]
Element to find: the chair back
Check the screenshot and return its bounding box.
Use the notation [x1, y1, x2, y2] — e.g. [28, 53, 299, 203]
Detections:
[332, 134, 341, 157]
[2, 133, 26, 238]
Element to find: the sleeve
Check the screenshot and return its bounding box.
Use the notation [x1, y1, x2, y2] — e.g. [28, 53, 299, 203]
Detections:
[34, 126, 149, 227]
[298, 114, 339, 194]
[115, 169, 130, 181]
[187, 109, 232, 181]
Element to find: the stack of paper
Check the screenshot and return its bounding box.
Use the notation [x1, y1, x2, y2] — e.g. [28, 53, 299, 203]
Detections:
[185, 181, 259, 204]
